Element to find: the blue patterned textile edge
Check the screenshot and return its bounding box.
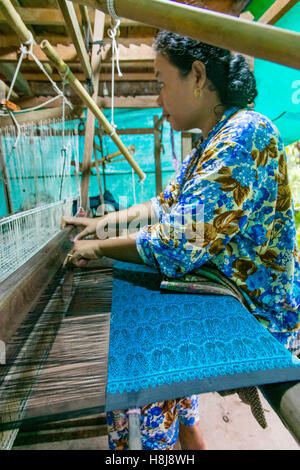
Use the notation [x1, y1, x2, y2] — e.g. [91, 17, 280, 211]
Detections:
[105, 261, 300, 412]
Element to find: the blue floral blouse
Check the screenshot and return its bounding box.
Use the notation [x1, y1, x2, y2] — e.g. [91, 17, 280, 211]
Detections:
[136, 107, 300, 344]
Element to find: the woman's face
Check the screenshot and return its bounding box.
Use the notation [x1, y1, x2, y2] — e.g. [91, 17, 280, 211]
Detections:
[155, 53, 200, 132]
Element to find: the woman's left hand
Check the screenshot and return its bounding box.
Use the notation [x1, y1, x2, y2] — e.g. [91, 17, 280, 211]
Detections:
[67, 240, 103, 267]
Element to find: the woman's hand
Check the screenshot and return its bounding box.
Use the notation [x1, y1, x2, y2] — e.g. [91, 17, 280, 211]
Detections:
[68, 239, 103, 267]
[61, 216, 103, 241]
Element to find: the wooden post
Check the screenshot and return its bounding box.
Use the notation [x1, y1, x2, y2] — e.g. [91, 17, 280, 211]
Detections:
[70, 0, 300, 70]
[154, 115, 162, 195]
[93, 142, 105, 211]
[57, 0, 93, 83]
[80, 10, 104, 211]
[0, 139, 13, 215]
[79, 4, 93, 42]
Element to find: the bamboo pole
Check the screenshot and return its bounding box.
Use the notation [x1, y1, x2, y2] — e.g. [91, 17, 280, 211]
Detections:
[0, 0, 53, 75]
[40, 39, 146, 182]
[70, 0, 300, 70]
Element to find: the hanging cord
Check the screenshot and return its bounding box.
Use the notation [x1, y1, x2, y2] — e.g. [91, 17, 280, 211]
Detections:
[107, 19, 123, 129]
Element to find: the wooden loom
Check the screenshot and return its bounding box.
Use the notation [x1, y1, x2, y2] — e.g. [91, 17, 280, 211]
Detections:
[1, 0, 300, 449]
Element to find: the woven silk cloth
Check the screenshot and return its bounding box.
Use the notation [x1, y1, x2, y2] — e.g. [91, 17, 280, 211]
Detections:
[105, 261, 300, 411]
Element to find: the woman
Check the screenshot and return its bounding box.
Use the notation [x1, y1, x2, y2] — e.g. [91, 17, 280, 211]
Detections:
[62, 31, 300, 449]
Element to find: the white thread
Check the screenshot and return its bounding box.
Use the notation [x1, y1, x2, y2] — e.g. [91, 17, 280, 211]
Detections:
[107, 0, 120, 20]
[7, 47, 26, 102]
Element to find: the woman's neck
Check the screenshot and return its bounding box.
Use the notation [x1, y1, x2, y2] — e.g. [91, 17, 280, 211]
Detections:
[199, 104, 226, 140]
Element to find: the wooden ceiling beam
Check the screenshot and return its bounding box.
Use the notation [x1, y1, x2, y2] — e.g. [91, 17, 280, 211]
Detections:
[0, 8, 150, 27]
[0, 34, 155, 48]
[21, 72, 156, 81]
[258, 0, 298, 25]
[15, 94, 159, 109]
[0, 104, 83, 128]
[0, 7, 65, 25]
[0, 47, 154, 64]
[57, 0, 92, 82]
[0, 44, 77, 62]
[0, 34, 74, 47]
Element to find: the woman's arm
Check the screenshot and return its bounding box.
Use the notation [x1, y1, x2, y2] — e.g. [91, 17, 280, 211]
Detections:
[68, 232, 143, 267]
[61, 199, 158, 241]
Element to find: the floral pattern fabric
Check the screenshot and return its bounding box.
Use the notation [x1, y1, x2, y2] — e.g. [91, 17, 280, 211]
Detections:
[136, 107, 300, 343]
[107, 396, 201, 450]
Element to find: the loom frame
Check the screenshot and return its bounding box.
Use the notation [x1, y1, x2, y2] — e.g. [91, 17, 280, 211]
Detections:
[0, 230, 299, 447]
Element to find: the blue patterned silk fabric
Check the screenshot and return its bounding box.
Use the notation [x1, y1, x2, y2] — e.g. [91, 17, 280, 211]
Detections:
[105, 261, 300, 412]
[136, 108, 300, 344]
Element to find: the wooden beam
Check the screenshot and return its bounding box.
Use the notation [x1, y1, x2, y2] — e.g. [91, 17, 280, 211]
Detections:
[80, 9, 105, 211]
[0, 7, 66, 25]
[0, 105, 84, 128]
[0, 63, 32, 96]
[98, 95, 159, 108]
[20, 72, 156, 81]
[79, 4, 93, 43]
[0, 137, 13, 215]
[70, 0, 300, 70]
[0, 49, 155, 66]
[0, 34, 74, 48]
[0, 7, 151, 27]
[15, 95, 160, 109]
[0, 34, 155, 48]
[258, 0, 298, 25]
[57, 0, 93, 81]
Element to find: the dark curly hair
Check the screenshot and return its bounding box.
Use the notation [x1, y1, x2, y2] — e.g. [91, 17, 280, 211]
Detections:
[153, 30, 258, 109]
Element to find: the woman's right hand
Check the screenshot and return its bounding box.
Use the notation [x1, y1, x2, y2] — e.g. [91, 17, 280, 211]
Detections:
[61, 216, 101, 241]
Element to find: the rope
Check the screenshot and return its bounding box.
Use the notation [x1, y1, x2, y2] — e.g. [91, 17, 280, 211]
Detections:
[107, 0, 120, 21]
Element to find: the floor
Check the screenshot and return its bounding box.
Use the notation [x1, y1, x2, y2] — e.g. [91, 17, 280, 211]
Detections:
[13, 390, 299, 451]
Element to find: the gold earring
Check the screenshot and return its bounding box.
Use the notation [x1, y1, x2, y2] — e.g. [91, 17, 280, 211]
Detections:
[193, 88, 203, 99]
